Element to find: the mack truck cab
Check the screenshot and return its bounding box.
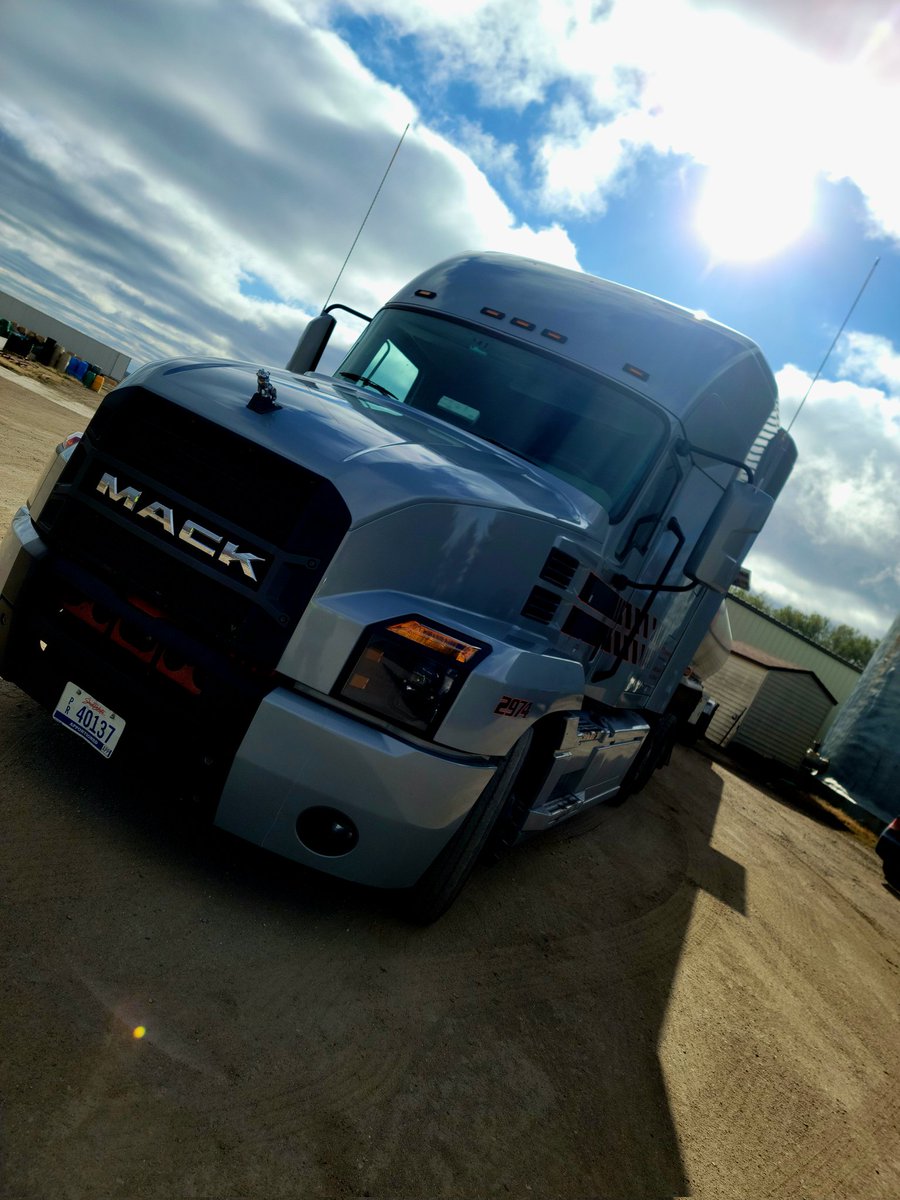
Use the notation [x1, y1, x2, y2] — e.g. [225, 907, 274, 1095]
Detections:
[0, 253, 796, 920]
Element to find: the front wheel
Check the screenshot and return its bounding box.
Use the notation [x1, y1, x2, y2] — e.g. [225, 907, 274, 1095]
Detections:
[404, 729, 534, 924]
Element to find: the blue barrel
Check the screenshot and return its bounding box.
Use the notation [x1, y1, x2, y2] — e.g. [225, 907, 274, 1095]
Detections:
[72, 358, 89, 381]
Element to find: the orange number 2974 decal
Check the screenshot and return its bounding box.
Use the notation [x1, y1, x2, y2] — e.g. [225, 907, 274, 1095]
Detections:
[494, 695, 533, 718]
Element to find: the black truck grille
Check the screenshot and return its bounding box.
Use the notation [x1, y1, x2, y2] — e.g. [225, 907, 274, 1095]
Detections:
[35, 386, 351, 670]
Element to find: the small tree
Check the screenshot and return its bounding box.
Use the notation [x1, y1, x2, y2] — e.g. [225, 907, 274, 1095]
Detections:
[731, 587, 771, 614]
[728, 589, 876, 669]
[772, 605, 831, 644]
[823, 624, 878, 670]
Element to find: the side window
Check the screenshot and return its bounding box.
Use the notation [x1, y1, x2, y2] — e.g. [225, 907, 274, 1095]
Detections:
[616, 458, 681, 559]
[358, 339, 418, 401]
[683, 356, 775, 464]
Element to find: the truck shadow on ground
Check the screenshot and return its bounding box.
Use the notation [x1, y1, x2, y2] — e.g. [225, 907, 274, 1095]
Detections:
[4, 701, 739, 1200]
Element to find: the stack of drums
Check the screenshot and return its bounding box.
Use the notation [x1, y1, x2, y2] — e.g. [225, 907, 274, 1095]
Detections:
[4, 331, 33, 358]
[36, 338, 58, 366]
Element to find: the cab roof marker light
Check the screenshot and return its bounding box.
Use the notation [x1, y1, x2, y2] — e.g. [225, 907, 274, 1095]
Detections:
[481, 306, 505, 319]
[415, 289, 437, 298]
[541, 328, 567, 344]
[623, 363, 650, 381]
[510, 318, 536, 331]
[387, 620, 481, 663]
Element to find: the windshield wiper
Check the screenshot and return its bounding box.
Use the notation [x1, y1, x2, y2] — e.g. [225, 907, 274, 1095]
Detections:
[336, 371, 398, 400]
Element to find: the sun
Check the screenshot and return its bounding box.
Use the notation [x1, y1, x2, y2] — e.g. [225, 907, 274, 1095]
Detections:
[695, 164, 815, 262]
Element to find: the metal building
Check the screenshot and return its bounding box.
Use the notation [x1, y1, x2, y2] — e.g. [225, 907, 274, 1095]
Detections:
[0, 289, 131, 380]
[707, 641, 837, 769]
[725, 595, 861, 734]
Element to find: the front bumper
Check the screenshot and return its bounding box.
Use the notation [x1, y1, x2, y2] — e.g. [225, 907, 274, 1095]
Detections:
[1, 507, 495, 889]
[215, 688, 495, 888]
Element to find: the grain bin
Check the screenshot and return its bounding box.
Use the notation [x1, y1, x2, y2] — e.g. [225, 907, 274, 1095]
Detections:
[821, 615, 900, 823]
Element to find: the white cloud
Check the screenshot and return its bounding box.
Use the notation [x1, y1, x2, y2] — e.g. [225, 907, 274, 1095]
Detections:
[838, 331, 900, 391]
[538, 106, 652, 215]
[744, 350, 900, 637]
[314, 0, 581, 109]
[451, 118, 523, 195]
[0, 0, 578, 369]
[314, 0, 900, 243]
[743, 549, 891, 640]
[691, 0, 899, 76]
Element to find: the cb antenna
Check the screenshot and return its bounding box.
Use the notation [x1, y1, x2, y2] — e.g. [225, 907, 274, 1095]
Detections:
[323, 123, 410, 310]
[787, 257, 880, 433]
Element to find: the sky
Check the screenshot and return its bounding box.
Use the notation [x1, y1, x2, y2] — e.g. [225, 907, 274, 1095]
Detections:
[1, 0, 899, 640]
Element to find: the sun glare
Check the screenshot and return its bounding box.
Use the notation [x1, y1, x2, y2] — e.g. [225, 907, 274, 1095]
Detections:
[696, 165, 815, 261]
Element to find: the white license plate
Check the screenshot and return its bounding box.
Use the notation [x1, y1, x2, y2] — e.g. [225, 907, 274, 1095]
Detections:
[53, 683, 125, 759]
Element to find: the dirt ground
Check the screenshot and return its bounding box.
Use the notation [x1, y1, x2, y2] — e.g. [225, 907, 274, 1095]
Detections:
[0, 364, 898, 1200]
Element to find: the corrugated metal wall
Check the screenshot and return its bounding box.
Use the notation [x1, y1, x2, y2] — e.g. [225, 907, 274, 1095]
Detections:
[725, 597, 860, 732]
[0, 290, 131, 379]
[732, 671, 834, 768]
[706, 655, 766, 745]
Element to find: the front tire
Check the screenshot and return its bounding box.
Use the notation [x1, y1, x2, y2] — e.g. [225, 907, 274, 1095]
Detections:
[404, 728, 534, 924]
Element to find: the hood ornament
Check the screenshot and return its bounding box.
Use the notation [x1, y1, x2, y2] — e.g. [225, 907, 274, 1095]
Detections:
[248, 368, 281, 414]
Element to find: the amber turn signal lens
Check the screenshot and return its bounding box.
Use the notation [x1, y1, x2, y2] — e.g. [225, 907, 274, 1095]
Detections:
[387, 620, 480, 663]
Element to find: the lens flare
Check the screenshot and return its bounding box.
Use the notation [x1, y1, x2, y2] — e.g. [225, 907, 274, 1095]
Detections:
[696, 164, 815, 261]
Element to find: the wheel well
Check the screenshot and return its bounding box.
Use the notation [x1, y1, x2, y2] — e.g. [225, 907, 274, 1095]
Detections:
[486, 713, 569, 856]
[524, 712, 569, 793]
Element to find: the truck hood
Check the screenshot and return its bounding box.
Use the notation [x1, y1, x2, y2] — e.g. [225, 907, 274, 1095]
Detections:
[124, 358, 603, 531]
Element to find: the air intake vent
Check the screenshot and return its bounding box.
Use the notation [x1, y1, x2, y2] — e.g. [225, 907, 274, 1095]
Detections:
[539, 548, 579, 589]
[521, 586, 561, 625]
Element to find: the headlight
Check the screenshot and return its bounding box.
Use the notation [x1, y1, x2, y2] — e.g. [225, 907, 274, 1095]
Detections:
[336, 616, 489, 736]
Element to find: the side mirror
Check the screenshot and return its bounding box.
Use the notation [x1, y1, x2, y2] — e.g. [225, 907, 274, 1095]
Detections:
[285, 313, 336, 375]
[685, 480, 774, 594]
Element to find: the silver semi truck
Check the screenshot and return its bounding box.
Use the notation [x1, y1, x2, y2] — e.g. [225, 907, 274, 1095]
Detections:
[0, 253, 796, 919]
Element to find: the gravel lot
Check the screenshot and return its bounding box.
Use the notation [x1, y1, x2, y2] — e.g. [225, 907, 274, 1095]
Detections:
[1, 363, 898, 1199]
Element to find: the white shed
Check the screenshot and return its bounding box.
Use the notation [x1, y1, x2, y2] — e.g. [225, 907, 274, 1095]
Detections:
[725, 595, 861, 735]
[706, 641, 837, 769]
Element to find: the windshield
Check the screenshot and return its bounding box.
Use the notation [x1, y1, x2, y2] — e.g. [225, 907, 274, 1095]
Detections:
[335, 308, 667, 519]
